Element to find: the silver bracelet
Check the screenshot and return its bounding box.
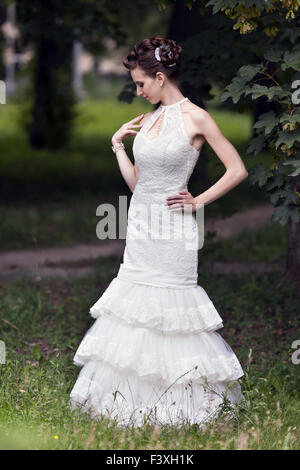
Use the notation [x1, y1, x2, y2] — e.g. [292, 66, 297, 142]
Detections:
[112, 141, 125, 153]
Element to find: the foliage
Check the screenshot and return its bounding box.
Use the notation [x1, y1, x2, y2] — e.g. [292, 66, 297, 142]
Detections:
[203, 0, 300, 226]
[13, 0, 128, 149]
[15, 0, 127, 55]
[119, 0, 268, 111]
[150, 1, 300, 227]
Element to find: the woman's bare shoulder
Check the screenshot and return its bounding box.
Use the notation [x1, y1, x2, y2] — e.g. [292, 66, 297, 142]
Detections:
[183, 100, 217, 136]
[182, 99, 208, 118]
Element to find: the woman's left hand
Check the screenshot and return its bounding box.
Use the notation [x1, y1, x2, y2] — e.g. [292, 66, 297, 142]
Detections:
[165, 190, 197, 213]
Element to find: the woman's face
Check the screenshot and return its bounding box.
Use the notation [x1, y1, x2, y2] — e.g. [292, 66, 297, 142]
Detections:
[131, 67, 163, 105]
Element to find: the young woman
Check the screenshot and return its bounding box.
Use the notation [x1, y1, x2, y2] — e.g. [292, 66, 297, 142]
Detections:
[70, 36, 248, 429]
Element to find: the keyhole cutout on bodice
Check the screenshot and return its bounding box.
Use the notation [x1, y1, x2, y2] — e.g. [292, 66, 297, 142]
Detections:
[145, 110, 166, 140]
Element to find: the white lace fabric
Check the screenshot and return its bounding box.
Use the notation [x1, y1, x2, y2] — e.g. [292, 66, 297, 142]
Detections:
[69, 97, 245, 429]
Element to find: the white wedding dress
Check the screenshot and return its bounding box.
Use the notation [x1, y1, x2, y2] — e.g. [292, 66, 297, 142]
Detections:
[69, 97, 245, 428]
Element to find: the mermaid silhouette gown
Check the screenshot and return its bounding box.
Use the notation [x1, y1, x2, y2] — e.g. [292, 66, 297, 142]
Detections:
[69, 97, 245, 428]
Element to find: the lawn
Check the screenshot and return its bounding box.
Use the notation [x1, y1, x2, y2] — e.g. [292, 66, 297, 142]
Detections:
[0, 258, 299, 449]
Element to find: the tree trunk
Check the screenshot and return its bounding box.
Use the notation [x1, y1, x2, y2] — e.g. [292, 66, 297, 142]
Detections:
[279, 175, 300, 293]
[30, 35, 74, 150]
[283, 218, 300, 294]
[287, 218, 300, 274]
[0, 5, 5, 78]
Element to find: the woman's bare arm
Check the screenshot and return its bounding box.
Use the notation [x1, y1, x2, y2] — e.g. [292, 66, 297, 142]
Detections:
[192, 109, 248, 207]
[112, 111, 153, 193]
[113, 145, 137, 193]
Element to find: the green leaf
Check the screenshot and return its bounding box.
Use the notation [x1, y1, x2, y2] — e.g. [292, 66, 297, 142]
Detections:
[270, 189, 286, 205]
[205, 0, 225, 14]
[275, 129, 300, 149]
[282, 49, 300, 71]
[248, 164, 268, 187]
[246, 134, 266, 155]
[269, 187, 298, 205]
[220, 78, 248, 104]
[265, 173, 285, 191]
[238, 64, 263, 81]
[283, 190, 299, 205]
[272, 204, 300, 225]
[32, 344, 43, 361]
[283, 27, 300, 45]
[281, 159, 300, 177]
[264, 48, 285, 63]
[245, 85, 290, 101]
[254, 111, 278, 135]
[279, 108, 300, 126]
[244, 84, 269, 99]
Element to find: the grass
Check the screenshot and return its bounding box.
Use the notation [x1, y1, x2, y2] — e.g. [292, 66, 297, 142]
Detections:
[0, 97, 269, 192]
[0, 260, 299, 449]
[200, 221, 288, 263]
[0, 98, 149, 201]
[0, 192, 115, 252]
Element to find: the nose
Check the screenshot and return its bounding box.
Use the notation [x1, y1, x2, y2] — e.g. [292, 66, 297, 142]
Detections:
[137, 89, 143, 97]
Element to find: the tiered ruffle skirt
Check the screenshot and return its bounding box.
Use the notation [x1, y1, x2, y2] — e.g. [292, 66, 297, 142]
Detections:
[69, 274, 245, 429]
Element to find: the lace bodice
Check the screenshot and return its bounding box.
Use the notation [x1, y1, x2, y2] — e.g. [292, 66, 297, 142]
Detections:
[122, 97, 202, 283]
[132, 97, 201, 195]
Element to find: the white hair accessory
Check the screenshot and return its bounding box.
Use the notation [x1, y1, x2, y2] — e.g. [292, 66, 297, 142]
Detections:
[154, 44, 176, 67]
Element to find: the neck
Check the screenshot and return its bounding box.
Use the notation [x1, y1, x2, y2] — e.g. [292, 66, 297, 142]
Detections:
[159, 88, 185, 107]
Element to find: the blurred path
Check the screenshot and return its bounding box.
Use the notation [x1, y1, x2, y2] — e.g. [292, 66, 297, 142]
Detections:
[204, 203, 274, 239]
[0, 204, 282, 281]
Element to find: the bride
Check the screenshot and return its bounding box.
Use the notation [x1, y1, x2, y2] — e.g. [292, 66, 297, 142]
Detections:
[69, 35, 248, 429]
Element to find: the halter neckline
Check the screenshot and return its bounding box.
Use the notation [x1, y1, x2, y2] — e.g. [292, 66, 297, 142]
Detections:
[160, 97, 188, 109]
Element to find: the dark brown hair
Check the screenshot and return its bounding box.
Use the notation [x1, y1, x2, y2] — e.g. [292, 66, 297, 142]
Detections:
[123, 36, 182, 83]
